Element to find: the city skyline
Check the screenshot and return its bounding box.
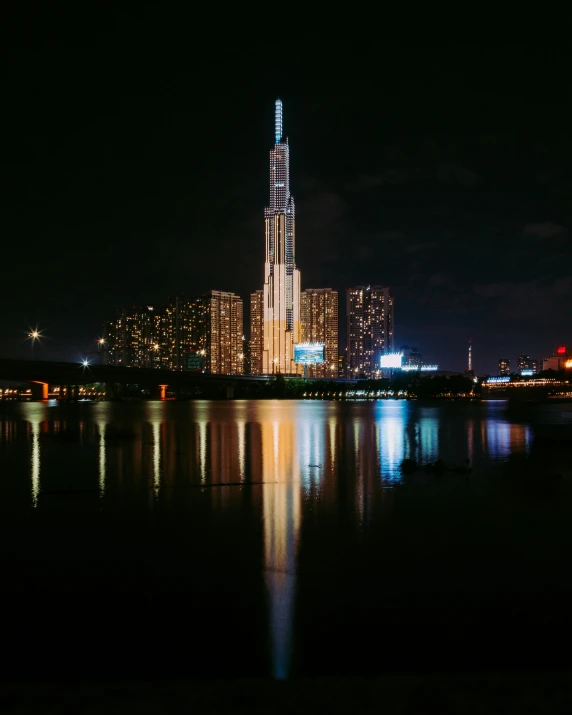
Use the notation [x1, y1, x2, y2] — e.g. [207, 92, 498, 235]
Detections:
[2, 18, 571, 373]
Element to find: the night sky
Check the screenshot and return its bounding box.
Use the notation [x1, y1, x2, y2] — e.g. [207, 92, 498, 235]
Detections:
[2, 11, 570, 373]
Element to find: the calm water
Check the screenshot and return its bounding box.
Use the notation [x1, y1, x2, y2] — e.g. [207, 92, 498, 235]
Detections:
[1, 398, 572, 680]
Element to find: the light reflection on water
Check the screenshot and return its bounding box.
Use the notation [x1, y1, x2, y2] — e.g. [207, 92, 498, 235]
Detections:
[0, 398, 538, 678]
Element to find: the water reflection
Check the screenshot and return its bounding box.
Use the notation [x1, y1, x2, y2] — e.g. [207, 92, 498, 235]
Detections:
[485, 418, 529, 460]
[261, 405, 300, 680]
[376, 402, 408, 483]
[25, 403, 48, 507]
[146, 402, 165, 497]
[97, 420, 106, 497]
[2, 399, 539, 678]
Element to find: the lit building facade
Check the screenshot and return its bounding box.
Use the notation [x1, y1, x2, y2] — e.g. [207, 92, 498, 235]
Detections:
[300, 288, 338, 378]
[498, 358, 511, 376]
[104, 291, 243, 374]
[206, 290, 244, 375]
[260, 99, 301, 374]
[249, 290, 264, 375]
[346, 285, 394, 378]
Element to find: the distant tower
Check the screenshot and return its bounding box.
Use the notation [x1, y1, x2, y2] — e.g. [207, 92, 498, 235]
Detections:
[468, 339, 473, 373]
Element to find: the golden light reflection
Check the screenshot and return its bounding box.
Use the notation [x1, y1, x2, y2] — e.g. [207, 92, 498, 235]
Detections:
[97, 421, 106, 496]
[328, 416, 337, 472]
[237, 419, 246, 481]
[152, 422, 161, 494]
[146, 402, 165, 496]
[198, 420, 207, 483]
[25, 403, 47, 508]
[30, 419, 40, 507]
[260, 404, 300, 680]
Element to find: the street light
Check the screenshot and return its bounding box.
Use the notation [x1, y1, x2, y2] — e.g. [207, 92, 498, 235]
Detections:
[97, 338, 105, 365]
[27, 327, 42, 360]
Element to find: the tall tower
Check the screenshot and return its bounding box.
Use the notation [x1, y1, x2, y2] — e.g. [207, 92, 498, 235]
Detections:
[262, 99, 301, 374]
[467, 338, 473, 373]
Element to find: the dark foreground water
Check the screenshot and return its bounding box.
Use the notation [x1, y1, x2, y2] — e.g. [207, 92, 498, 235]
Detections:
[1, 398, 572, 681]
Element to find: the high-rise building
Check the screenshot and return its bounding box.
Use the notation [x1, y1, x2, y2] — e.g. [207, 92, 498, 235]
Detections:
[249, 290, 264, 375]
[104, 292, 243, 374]
[105, 306, 154, 368]
[206, 290, 244, 375]
[260, 99, 301, 374]
[517, 354, 538, 375]
[498, 358, 511, 376]
[346, 285, 394, 378]
[300, 288, 338, 378]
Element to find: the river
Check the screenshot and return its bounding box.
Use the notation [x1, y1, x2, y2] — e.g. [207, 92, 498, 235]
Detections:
[1, 398, 571, 680]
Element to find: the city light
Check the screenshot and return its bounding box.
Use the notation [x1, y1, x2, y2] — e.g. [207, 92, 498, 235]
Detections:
[565, 359, 572, 369]
[487, 376, 510, 384]
[380, 353, 403, 368]
[26, 327, 43, 342]
[81, 359, 90, 367]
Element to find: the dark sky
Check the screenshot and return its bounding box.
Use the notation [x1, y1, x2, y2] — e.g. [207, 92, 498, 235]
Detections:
[2, 10, 571, 373]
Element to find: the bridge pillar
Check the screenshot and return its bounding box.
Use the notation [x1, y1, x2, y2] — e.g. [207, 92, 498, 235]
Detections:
[30, 381, 48, 400]
[150, 384, 168, 400]
[225, 386, 235, 399]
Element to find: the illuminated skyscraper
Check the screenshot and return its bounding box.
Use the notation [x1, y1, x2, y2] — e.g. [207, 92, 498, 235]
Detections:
[261, 99, 301, 374]
[346, 285, 394, 378]
[205, 290, 244, 375]
[300, 288, 339, 378]
[249, 290, 264, 375]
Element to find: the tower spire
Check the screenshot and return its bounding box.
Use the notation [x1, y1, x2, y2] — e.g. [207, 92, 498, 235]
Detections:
[275, 98, 283, 144]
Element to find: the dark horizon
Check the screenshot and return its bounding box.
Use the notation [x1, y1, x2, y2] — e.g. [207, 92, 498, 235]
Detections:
[2, 12, 570, 373]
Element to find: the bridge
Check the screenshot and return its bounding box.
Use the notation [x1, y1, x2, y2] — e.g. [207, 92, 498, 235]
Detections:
[0, 359, 272, 400]
[0, 358, 362, 400]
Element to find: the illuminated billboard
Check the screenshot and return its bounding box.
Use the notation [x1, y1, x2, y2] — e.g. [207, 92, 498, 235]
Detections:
[520, 369, 534, 376]
[487, 376, 510, 384]
[557, 345, 567, 355]
[380, 353, 403, 368]
[293, 343, 325, 365]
